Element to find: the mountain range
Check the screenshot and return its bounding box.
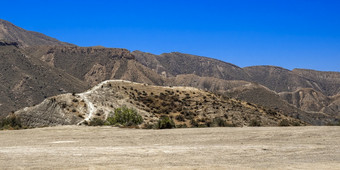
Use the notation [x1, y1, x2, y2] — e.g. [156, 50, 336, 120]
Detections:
[1, 19, 339, 126]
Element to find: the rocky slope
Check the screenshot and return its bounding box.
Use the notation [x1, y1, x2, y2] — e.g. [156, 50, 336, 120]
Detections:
[15, 80, 304, 128]
[24, 46, 164, 86]
[292, 69, 340, 96]
[279, 88, 340, 120]
[0, 42, 88, 117]
[0, 19, 72, 47]
[165, 74, 334, 125]
[132, 51, 251, 80]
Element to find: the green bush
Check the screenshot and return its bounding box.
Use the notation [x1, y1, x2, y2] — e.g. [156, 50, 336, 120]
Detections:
[0, 114, 22, 130]
[157, 116, 175, 129]
[106, 106, 143, 126]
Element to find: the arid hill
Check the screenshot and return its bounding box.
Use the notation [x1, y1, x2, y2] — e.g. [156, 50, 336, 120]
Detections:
[132, 50, 251, 80]
[24, 46, 164, 86]
[0, 43, 88, 117]
[15, 80, 304, 128]
[279, 88, 340, 120]
[165, 74, 333, 125]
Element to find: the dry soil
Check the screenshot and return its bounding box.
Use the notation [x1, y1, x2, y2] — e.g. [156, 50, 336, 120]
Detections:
[0, 126, 339, 169]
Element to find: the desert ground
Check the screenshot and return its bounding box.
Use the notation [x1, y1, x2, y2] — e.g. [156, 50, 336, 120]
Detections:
[0, 126, 339, 169]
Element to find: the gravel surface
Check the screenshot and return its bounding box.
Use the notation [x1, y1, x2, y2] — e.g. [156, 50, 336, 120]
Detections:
[0, 126, 339, 169]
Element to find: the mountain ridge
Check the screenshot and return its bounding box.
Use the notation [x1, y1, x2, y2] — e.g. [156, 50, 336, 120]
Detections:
[0, 19, 73, 47]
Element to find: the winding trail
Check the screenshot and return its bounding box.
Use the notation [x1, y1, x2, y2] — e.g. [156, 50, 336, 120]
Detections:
[77, 80, 128, 123]
[78, 93, 95, 122]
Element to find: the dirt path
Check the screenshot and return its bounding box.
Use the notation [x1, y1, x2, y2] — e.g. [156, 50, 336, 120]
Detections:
[0, 126, 339, 169]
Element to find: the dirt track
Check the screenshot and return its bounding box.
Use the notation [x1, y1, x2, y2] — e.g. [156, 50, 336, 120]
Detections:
[0, 126, 339, 169]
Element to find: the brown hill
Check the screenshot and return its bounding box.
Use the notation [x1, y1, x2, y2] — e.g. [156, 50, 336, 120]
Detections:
[0, 19, 72, 47]
[14, 80, 304, 128]
[132, 51, 251, 80]
[24, 46, 164, 86]
[0, 43, 88, 117]
[279, 88, 340, 121]
[292, 69, 340, 96]
[243, 66, 322, 93]
[134, 51, 340, 97]
[165, 74, 333, 125]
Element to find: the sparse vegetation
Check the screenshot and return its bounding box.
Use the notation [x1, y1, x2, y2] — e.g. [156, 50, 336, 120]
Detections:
[249, 119, 261, 127]
[88, 118, 105, 126]
[326, 120, 340, 126]
[210, 117, 228, 127]
[175, 114, 185, 122]
[176, 124, 188, 128]
[0, 114, 23, 130]
[279, 119, 290, 126]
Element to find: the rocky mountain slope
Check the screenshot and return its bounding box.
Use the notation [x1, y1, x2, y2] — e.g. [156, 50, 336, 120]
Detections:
[15, 80, 304, 128]
[279, 88, 340, 120]
[0, 42, 88, 117]
[24, 46, 164, 86]
[132, 50, 251, 80]
[0, 19, 72, 47]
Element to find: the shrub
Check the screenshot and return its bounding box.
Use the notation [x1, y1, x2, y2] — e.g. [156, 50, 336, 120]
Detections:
[249, 119, 261, 127]
[175, 115, 185, 122]
[89, 118, 105, 126]
[157, 116, 175, 129]
[0, 114, 23, 130]
[106, 106, 143, 126]
[326, 120, 340, 126]
[176, 124, 188, 128]
[190, 119, 199, 127]
[279, 119, 290, 126]
[143, 123, 155, 129]
[292, 122, 301, 126]
[211, 117, 228, 127]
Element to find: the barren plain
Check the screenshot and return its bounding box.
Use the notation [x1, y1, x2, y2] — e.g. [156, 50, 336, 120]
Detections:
[0, 126, 339, 169]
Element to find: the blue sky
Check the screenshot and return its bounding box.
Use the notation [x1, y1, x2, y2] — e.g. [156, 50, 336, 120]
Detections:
[2, 0, 340, 71]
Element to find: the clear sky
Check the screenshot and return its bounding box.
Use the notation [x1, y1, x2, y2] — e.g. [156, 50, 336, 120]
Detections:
[2, 0, 340, 72]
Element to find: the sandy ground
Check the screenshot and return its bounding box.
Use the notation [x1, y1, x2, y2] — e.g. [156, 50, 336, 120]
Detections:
[0, 126, 339, 170]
